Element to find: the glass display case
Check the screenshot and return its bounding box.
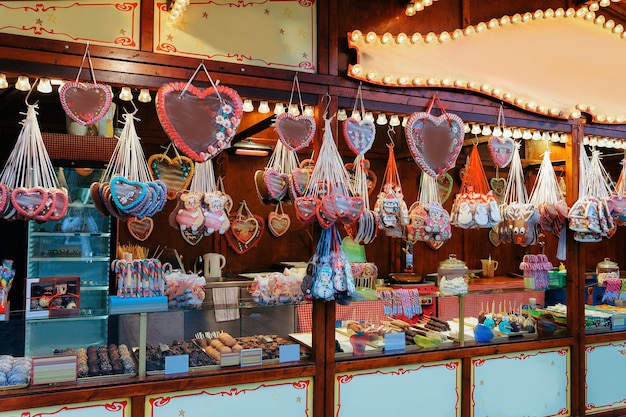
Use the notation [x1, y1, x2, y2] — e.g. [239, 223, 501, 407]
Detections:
[25, 168, 114, 356]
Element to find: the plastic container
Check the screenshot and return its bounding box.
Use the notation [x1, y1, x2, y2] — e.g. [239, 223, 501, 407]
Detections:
[548, 270, 566, 289]
[596, 258, 619, 285]
[437, 254, 468, 295]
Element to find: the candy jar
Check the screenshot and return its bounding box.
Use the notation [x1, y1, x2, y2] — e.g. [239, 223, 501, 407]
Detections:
[437, 254, 468, 295]
[596, 258, 619, 285]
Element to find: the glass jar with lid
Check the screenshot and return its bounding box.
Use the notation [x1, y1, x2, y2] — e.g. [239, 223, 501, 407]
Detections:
[596, 258, 619, 285]
[437, 254, 469, 295]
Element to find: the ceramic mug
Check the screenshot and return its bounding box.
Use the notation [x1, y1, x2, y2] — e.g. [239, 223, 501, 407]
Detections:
[203, 253, 226, 278]
[481, 259, 499, 278]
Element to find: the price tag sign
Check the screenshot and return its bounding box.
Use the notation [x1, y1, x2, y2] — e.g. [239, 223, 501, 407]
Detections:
[220, 352, 241, 367]
[165, 354, 189, 375]
[32, 354, 77, 385]
[240, 348, 263, 367]
[279, 344, 300, 363]
[384, 332, 406, 353]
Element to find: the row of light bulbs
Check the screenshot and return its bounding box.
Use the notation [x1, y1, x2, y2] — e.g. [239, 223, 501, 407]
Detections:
[0, 74, 154, 103]
[405, 0, 438, 17]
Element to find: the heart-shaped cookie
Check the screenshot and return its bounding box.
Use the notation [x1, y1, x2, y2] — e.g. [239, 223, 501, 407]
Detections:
[405, 112, 464, 178]
[90, 182, 109, 217]
[289, 167, 311, 199]
[268, 212, 291, 237]
[345, 161, 378, 195]
[156, 82, 243, 162]
[58, 81, 113, 126]
[181, 228, 203, 246]
[0, 184, 10, 214]
[11, 187, 47, 218]
[427, 240, 444, 250]
[225, 214, 264, 254]
[275, 112, 316, 152]
[148, 154, 195, 200]
[230, 215, 260, 245]
[490, 177, 507, 196]
[343, 117, 376, 155]
[127, 216, 154, 241]
[264, 168, 289, 202]
[488, 136, 515, 168]
[255, 169, 271, 204]
[295, 196, 319, 224]
[110, 176, 147, 213]
[436, 172, 453, 204]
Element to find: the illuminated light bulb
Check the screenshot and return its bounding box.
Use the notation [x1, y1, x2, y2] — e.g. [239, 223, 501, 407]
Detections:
[423, 0, 432, 6]
[575, 8, 586, 17]
[441, 78, 452, 86]
[464, 26, 476, 36]
[467, 81, 478, 89]
[304, 105, 314, 117]
[405, 2, 416, 16]
[534, 10, 544, 19]
[389, 114, 401, 127]
[351, 31, 363, 42]
[600, 0, 610, 6]
[589, 2, 600, 11]
[364, 112, 374, 122]
[366, 72, 378, 81]
[396, 33, 408, 44]
[425, 32, 437, 43]
[365, 32, 377, 43]
[427, 78, 439, 86]
[118, 86, 132, 101]
[476, 22, 487, 32]
[583, 136, 590, 146]
[560, 133, 568, 143]
[471, 124, 481, 135]
[585, 12, 595, 20]
[37, 78, 52, 93]
[607, 115, 615, 123]
[412, 77, 424, 86]
[566, 8, 575, 17]
[545, 8, 555, 18]
[548, 108, 560, 116]
[454, 80, 466, 87]
[511, 14, 521, 23]
[616, 24, 625, 34]
[137, 88, 152, 103]
[337, 109, 347, 121]
[452, 29, 464, 39]
[482, 125, 492, 136]
[551, 132, 560, 142]
[0, 73, 7, 89]
[398, 77, 410, 85]
[617, 115, 625, 123]
[589, 137, 598, 147]
[488, 18, 499, 28]
[351, 65, 363, 77]
[542, 131, 551, 141]
[522, 130, 532, 140]
[532, 130, 542, 140]
[598, 137, 608, 147]
[596, 114, 607, 122]
[414, 1, 424, 11]
[382, 75, 395, 84]
[243, 99, 254, 112]
[274, 102, 285, 115]
[605, 20, 615, 29]
[376, 113, 388, 125]
[595, 15, 606, 25]
[381, 32, 393, 44]
[258, 100, 270, 114]
[526, 101, 537, 111]
[439, 31, 450, 42]
[514, 97, 525, 106]
[522, 12, 532, 22]
[537, 105, 546, 113]
[503, 127, 513, 138]
[555, 8, 565, 17]
[289, 103, 300, 116]
[464, 123, 470, 133]
[513, 128, 523, 139]
[503, 92, 512, 100]
[411, 33, 422, 43]
[480, 84, 491, 93]
[15, 76, 31, 92]
[402, 116, 408, 127]
[351, 109, 361, 121]
[492, 126, 503, 137]
[607, 139, 616, 148]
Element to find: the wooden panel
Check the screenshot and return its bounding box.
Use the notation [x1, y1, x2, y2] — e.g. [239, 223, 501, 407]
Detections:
[586, 341, 626, 414]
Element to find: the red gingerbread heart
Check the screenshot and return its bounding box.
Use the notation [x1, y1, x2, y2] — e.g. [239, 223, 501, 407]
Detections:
[127, 216, 154, 241]
[268, 212, 291, 237]
[58, 81, 113, 126]
[343, 117, 376, 155]
[225, 214, 264, 254]
[264, 168, 289, 202]
[147, 154, 194, 200]
[275, 112, 316, 152]
[405, 112, 464, 178]
[295, 196, 319, 224]
[488, 136, 515, 169]
[156, 82, 243, 162]
[11, 187, 47, 219]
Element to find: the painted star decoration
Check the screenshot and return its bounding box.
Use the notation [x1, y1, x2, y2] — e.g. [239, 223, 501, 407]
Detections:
[35, 18, 43, 25]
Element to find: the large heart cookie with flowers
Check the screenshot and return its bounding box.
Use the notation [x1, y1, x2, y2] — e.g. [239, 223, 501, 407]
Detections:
[156, 82, 243, 162]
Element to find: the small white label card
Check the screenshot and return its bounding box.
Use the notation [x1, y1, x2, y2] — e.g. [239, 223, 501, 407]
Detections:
[32, 354, 77, 385]
[220, 352, 241, 367]
[279, 344, 300, 363]
[384, 332, 406, 353]
[240, 348, 263, 367]
[165, 354, 189, 375]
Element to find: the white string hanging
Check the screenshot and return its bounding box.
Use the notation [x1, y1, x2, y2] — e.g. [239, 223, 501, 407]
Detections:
[0, 102, 60, 190]
[190, 160, 217, 194]
[503, 142, 528, 206]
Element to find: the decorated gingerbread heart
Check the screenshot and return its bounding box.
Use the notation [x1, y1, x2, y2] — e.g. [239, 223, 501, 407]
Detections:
[11, 187, 47, 218]
[488, 136, 515, 168]
[345, 161, 378, 195]
[490, 177, 507, 196]
[225, 214, 264, 254]
[110, 176, 147, 214]
[156, 82, 243, 162]
[127, 216, 154, 241]
[295, 196, 319, 224]
[147, 154, 194, 200]
[275, 112, 316, 152]
[268, 211, 291, 237]
[58, 81, 113, 126]
[264, 168, 289, 202]
[343, 117, 376, 155]
[405, 112, 464, 178]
